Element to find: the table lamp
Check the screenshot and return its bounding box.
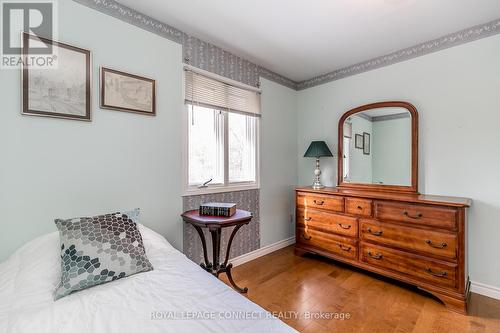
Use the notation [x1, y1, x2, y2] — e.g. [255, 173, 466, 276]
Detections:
[304, 141, 333, 189]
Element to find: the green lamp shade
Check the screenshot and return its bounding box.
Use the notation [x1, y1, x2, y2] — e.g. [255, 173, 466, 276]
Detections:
[304, 141, 333, 158]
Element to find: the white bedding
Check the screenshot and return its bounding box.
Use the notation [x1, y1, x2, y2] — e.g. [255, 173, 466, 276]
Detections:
[0, 225, 297, 333]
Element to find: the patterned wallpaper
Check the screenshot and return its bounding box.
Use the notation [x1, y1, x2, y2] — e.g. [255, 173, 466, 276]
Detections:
[182, 190, 260, 265]
[182, 34, 261, 88]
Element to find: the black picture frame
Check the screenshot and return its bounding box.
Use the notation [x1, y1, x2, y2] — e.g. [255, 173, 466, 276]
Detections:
[100, 67, 156, 116]
[355, 134, 364, 149]
[363, 132, 371, 155]
[22, 33, 91, 121]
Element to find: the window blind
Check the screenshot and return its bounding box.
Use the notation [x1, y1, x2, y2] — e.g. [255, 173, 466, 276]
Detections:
[184, 70, 261, 117]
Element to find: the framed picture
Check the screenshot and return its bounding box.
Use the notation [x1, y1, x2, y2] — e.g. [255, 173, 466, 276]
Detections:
[363, 132, 371, 155]
[355, 134, 364, 149]
[22, 33, 91, 121]
[100, 67, 156, 116]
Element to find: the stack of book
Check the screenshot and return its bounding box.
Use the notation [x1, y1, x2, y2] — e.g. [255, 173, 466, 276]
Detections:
[199, 202, 236, 217]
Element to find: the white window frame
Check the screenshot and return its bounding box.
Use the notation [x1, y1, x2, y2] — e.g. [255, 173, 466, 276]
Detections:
[182, 73, 260, 196]
[343, 136, 351, 181]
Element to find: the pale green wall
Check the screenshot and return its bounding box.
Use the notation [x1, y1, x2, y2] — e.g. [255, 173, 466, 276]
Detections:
[372, 117, 411, 186]
[260, 79, 298, 246]
[0, 1, 298, 261]
[0, 0, 184, 261]
[297, 33, 500, 289]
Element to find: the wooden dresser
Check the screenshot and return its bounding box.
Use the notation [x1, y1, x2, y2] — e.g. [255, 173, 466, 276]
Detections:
[295, 187, 471, 314]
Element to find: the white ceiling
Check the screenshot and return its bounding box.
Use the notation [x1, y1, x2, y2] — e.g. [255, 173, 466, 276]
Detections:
[117, 0, 500, 82]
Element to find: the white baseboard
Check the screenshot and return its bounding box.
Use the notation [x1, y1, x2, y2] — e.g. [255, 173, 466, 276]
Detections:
[230, 240, 500, 302]
[471, 281, 500, 300]
[231, 237, 296, 267]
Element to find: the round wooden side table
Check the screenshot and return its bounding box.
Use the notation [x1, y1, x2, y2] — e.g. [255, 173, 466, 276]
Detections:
[181, 209, 253, 293]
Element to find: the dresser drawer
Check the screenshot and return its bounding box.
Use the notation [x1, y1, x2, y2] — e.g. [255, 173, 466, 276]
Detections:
[297, 209, 358, 238]
[297, 227, 357, 260]
[374, 201, 457, 230]
[360, 220, 457, 260]
[345, 198, 372, 217]
[297, 192, 344, 212]
[360, 243, 457, 288]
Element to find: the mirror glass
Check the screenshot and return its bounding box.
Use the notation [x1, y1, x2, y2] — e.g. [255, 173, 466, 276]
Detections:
[342, 107, 412, 186]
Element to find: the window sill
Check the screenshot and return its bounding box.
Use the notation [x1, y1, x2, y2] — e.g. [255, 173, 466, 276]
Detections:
[182, 184, 260, 197]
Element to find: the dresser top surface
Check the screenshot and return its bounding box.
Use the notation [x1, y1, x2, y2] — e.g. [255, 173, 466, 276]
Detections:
[296, 187, 471, 207]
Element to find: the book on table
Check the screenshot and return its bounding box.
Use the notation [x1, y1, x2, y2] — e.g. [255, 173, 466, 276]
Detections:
[199, 202, 237, 217]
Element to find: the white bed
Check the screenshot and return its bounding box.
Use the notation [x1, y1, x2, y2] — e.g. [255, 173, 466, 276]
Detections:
[0, 225, 297, 333]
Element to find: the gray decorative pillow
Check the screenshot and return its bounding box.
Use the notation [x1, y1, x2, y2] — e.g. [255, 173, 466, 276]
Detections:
[54, 209, 153, 300]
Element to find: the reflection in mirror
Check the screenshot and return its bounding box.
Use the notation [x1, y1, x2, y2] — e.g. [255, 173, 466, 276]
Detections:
[342, 107, 412, 186]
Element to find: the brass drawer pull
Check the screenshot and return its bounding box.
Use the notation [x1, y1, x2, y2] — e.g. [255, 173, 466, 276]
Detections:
[338, 223, 351, 230]
[304, 217, 312, 221]
[367, 227, 383, 236]
[301, 233, 311, 241]
[404, 211, 423, 219]
[339, 244, 351, 252]
[357, 205, 363, 210]
[313, 200, 324, 205]
[367, 252, 383, 260]
[425, 240, 447, 249]
[426, 268, 447, 277]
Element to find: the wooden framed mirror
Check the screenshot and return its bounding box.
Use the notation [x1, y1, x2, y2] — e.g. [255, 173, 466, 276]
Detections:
[338, 101, 418, 193]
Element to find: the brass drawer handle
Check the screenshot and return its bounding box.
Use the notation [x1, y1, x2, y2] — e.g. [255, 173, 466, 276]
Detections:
[425, 240, 447, 249]
[404, 211, 423, 219]
[304, 217, 312, 221]
[313, 200, 324, 205]
[367, 227, 383, 236]
[426, 268, 447, 277]
[338, 223, 351, 230]
[301, 233, 311, 241]
[367, 252, 383, 260]
[339, 244, 351, 252]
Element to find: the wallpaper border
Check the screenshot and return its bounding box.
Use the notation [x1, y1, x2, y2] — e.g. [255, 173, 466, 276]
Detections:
[72, 0, 297, 89]
[296, 18, 500, 90]
[74, 0, 500, 91]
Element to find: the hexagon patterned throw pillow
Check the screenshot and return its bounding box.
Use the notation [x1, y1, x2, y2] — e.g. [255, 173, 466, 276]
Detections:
[54, 209, 153, 300]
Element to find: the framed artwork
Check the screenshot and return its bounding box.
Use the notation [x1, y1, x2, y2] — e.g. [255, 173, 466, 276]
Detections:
[100, 67, 156, 116]
[355, 134, 364, 149]
[363, 132, 371, 155]
[22, 33, 91, 121]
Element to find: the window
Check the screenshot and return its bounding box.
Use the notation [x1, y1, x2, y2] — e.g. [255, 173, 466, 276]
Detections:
[188, 106, 224, 186]
[184, 69, 260, 194]
[343, 121, 352, 181]
[343, 136, 350, 181]
[228, 112, 257, 183]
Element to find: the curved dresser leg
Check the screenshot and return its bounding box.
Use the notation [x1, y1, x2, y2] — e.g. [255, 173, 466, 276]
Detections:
[418, 287, 470, 315]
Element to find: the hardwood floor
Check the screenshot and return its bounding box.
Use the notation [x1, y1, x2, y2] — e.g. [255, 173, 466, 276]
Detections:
[220, 246, 500, 333]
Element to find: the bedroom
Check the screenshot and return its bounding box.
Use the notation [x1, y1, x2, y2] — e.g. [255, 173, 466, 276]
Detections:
[0, 0, 499, 332]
